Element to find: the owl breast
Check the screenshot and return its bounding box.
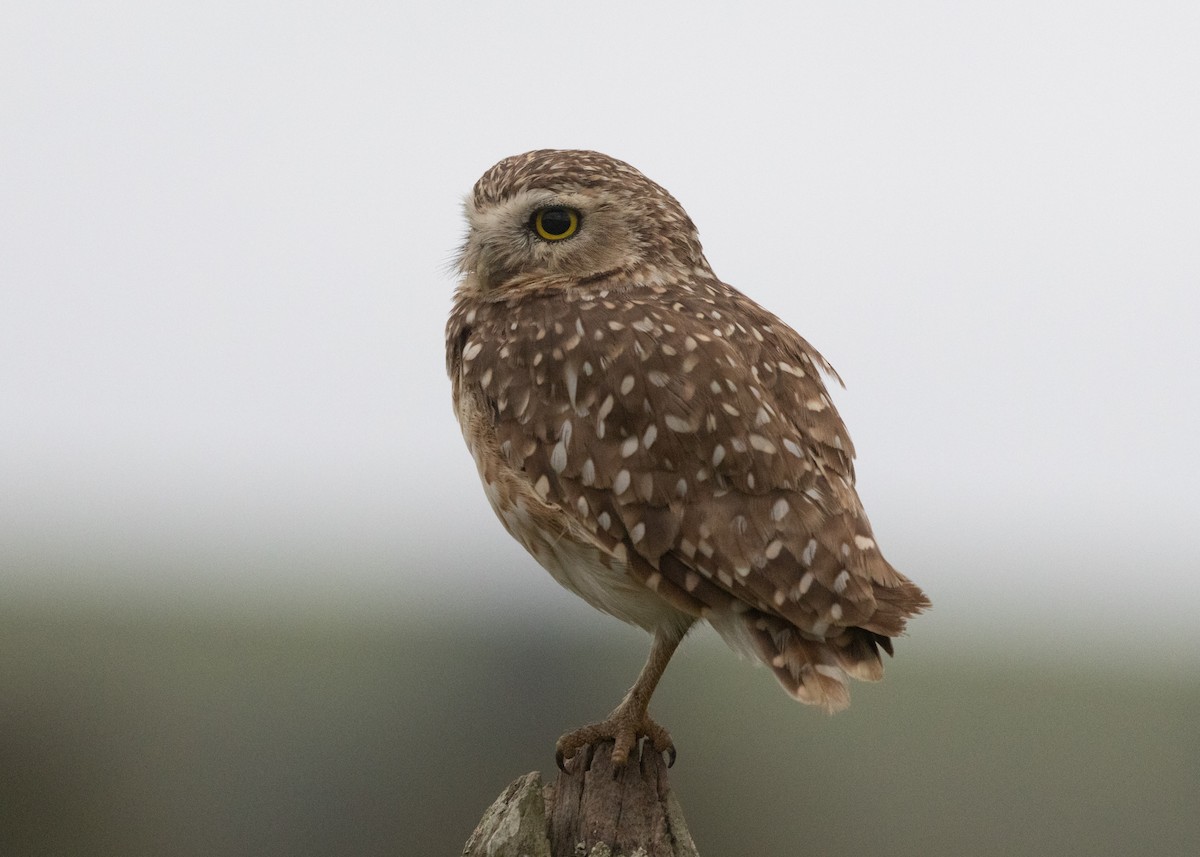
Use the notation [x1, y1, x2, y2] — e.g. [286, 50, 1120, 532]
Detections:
[455, 387, 693, 634]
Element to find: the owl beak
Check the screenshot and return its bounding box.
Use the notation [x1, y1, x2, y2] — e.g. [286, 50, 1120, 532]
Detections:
[471, 244, 518, 293]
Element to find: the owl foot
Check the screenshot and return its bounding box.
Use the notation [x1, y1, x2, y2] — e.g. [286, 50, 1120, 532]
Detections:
[555, 710, 676, 772]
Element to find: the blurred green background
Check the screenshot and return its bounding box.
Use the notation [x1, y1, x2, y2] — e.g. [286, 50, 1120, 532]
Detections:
[3, 582, 1196, 857]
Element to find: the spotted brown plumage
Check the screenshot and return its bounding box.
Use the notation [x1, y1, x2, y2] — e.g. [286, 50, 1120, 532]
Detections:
[446, 150, 929, 766]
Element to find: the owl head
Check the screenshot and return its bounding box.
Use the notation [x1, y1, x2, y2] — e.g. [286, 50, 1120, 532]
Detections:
[457, 149, 712, 293]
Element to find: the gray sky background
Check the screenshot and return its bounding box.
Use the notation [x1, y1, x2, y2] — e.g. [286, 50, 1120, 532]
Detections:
[2, 3, 1197, 646]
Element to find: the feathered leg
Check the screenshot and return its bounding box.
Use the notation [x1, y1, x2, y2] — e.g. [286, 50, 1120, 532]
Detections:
[555, 619, 695, 769]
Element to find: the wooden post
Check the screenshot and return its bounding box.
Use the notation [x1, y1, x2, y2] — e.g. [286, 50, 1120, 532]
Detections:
[462, 741, 700, 857]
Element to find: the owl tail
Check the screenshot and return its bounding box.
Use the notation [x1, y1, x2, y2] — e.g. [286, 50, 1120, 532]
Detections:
[715, 613, 895, 713]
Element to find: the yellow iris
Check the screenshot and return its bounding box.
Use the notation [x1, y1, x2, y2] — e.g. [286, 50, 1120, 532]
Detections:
[533, 207, 580, 241]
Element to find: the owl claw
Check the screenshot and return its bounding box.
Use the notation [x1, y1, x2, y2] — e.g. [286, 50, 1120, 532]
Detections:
[555, 711, 676, 771]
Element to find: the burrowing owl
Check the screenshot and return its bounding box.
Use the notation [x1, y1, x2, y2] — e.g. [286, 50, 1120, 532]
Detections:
[446, 150, 929, 768]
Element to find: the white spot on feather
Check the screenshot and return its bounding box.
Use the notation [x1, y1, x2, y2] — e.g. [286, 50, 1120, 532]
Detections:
[833, 570, 851, 594]
[814, 663, 842, 680]
[597, 393, 614, 439]
[665, 414, 698, 433]
[550, 442, 568, 473]
[564, 364, 578, 407]
[749, 434, 777, 454]
[549, 420, 573, 473]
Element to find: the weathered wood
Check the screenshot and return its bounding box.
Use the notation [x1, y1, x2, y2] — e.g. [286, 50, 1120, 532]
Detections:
[463, 742, 700, 857]
[461, 772, 553, 857]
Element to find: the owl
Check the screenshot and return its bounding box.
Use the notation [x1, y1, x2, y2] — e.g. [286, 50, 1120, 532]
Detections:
[446, 150, 929, 768]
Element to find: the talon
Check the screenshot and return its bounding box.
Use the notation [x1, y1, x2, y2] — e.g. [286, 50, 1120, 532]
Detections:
[555, 711, 676, 772]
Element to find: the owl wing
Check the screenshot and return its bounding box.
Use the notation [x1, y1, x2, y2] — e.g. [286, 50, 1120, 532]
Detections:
[451, 278, 928, 703]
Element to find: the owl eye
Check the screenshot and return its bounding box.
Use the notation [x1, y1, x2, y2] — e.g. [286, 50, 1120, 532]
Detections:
[532, 206, 580, 241]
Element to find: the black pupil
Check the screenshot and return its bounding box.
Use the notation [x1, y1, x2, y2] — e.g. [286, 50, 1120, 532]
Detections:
[540, 208, 572, 236]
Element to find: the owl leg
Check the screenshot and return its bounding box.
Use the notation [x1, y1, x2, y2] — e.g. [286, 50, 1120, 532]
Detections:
[555, 619, 694, 770]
